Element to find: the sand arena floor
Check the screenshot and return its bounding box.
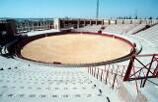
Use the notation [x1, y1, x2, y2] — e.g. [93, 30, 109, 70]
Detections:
[21, 33, 133, 65]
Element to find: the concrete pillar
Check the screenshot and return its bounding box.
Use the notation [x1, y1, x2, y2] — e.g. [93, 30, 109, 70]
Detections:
[90, 20, 92, 25]
[84, 20, 86, 26]
[102, 20, 104, 25]
[54, 18, 60, 31]
[77, 19, 80, 28]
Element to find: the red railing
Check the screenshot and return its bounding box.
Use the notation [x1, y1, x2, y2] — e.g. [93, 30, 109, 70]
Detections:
[124, 54, 158, 87]
[88, 54, 158, 88]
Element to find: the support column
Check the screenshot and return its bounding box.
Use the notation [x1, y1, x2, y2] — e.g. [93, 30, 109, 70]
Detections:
[54, 18, 60, 31]
[77, 19, 80, 28]
[123, 55, 136, 81]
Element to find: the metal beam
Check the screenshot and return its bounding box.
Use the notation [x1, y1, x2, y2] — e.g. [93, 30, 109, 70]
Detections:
[123, 55, 136, 81]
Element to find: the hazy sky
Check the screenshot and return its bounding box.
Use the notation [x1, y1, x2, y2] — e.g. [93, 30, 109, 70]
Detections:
[0, 0, 158, 18]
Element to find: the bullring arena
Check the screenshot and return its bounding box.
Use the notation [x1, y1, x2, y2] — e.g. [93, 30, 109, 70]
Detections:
[0, 18, 158, 102]
[20, 32, 133, 66]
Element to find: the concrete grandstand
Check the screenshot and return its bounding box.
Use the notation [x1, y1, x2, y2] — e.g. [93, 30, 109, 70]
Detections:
[0, 18, 158, 102]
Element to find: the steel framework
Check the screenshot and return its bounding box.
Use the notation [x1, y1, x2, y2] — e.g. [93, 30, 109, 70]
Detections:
[124, 53, 158, 87]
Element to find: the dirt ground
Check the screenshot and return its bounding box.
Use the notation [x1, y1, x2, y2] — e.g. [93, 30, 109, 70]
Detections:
[21, 33, 132, 65]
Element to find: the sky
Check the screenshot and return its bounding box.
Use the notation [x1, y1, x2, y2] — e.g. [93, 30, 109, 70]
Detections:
[0, 0, 158, 18]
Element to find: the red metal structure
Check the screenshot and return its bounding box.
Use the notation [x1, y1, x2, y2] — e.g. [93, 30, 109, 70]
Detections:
[88, 53, 158, 89]
[124, 53, 158, 87]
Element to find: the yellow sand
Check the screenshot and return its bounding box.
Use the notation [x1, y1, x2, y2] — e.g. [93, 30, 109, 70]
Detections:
[21, 33, 132, 64]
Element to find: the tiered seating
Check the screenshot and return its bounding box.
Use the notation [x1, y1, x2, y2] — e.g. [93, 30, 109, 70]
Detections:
[0, 56, 20, 70]
[73, 25, 104, 33]
[1, 22, 158, 102]
[83, 23, 158, 101]
[102, 24, 137, 35]
[0, 56, 121, 102]
[26, 29, 59, 36]
[127, 24, 147, 34]
[135, 24, 158, 49]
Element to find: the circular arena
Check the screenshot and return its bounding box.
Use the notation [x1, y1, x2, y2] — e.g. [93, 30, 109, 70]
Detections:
[1, 17, 158, 102]
[16, 32, 135, 66]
